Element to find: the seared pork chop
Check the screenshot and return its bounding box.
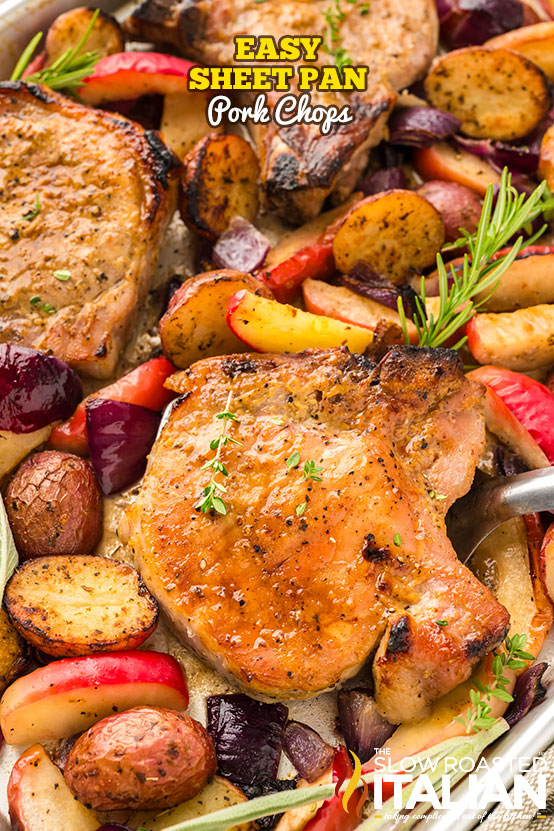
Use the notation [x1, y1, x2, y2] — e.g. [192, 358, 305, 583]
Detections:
[124, 347, 509, 723]
[0, 82, 179, 378]
[124, 0, 438, 222]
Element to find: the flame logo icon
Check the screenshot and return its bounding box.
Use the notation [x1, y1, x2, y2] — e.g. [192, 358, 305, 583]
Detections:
[337, 751, 369, 818]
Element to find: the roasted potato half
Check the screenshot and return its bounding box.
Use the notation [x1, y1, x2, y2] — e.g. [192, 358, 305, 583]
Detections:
[64, 706, 217, 811]
[486, 22, 554, 82]
[5, 450, 102, 560]
[44, 7, 124, 66]
[159, 270, 272, 368]
[179, 134, 260, 239]
[5, 555, 158, 657]
[0, 608, 30, 696]
[425, 47, 550, 141]
[332, 190, 445, 282]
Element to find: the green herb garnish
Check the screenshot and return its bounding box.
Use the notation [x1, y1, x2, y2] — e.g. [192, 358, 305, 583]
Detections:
[22, 192, 41, 221]
[321, 0, 368, 77]
[398, 170, 554, 349]
[53, 269, 71, 281]
[196, 392, 242, 516]
[302, 460, 323, 482]
[296, 502, 307, 516]
[455, 633, 534, 733]
[10, 9, 101, 96]
[286, 450, 300, 469]
[393, 532, 402, 546]
[436, 620, 449, 627]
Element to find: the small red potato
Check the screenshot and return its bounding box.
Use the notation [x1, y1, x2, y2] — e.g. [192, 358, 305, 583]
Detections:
[332, 190, 445, 282]
[179, 134, 260, 240]
[487, 22, 554, 81]
[5, 555, 158, 657]
[425, 47, 550, 140]
[413, 142, 500, 197]
[417, 180, 483, 242]
[44, 7, 124, 66]
[64, 706, 217, 811]
[5, 450, 102, 559]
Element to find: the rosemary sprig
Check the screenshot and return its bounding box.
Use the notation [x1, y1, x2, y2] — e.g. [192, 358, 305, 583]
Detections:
[10, 9, 101, 95]
[196, 392, 242, 516]
[455, 633, 534, 733]
[398, 169, 554, 349]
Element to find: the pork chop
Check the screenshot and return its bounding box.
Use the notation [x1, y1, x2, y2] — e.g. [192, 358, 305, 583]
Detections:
[124, 346, 509, 723]
[0, 82, 180, 378]
[124, 0, 438, 222]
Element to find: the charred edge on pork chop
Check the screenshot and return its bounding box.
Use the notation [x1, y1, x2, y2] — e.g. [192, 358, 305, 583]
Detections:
[124, 345, 509, 723]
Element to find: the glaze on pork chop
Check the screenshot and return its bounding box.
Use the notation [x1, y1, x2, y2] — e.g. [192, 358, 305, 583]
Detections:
[125, 347, 509, 722]
[125, 0, 438, 221]
[0, 82, 180, 378]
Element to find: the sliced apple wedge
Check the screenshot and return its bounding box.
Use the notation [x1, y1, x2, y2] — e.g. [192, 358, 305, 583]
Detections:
[481, 386, 550, 470]
[413, 142, 500, 196]
[226, 289, 373, 354]
[8, 744, 100, 831]
[0, 650, 188, 745]
[80, 52, 195, 106]
[467, 304, 554, 371]
[302, 278, 417, 340]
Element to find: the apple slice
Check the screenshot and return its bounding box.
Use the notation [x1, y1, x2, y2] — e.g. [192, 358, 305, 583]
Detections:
[302, 277, 417, 340]
[540, 522, 554, 603]
[161, 91, 215, 160]
[413, 142, 500, 196]
[466, 304, 554, 371]
[226, 289, 373, 354]
[0, 425, 52, 482]
[80, 52, 195, 106]
[481, 385, 550, 470]
[0, 650, 188, 745]
[486, 22, 554, 81]
[8, 744, 100, 831]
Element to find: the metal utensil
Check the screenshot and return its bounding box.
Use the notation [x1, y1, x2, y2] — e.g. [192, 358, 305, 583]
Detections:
[447, 466, 554, 561]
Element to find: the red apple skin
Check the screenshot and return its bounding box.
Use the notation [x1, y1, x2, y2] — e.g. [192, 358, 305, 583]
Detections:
[21, 51, 45, 77]
[0, 651, 189, 745]
[226, 290, 252, 348]
[80, 52, 196, 105]
[540, 522, 554, 603]
[413, 143, 500, 196]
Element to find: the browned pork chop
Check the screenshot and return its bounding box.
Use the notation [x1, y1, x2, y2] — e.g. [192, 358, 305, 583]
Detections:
[124, 347, 509, 723]
[124, 0, 438, 222]
[0, 82, 180, 378]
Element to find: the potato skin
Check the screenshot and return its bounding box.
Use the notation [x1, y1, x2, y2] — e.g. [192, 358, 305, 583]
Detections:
[417, 180, 483, 243]
[45, 7, 124, 66]
[5, 451, 102, 559]
[64, 707, 217, 811]
[0, 608, 30, 695]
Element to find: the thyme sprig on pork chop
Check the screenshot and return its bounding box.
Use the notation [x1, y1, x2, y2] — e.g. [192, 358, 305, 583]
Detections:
[11, 9, 101, 95]
[196, 391, 242, 516]
[398, 169, 554, 349]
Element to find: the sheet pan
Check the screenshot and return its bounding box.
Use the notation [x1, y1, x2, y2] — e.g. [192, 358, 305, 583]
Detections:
[0, 3, 553, 829]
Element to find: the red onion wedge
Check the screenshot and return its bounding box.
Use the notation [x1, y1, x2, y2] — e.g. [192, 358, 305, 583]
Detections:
[85, 398, 161, 495]
[283, 721, 334, 783]
[439, 0, 524, 47]
[241, 778, 297, 831]
[360, 166, 407, 196]
[213, 216, 271, 274]
[388, 107, 461, 147]
[206, 694, 288, 786]
[338, 689, 396, 763]
[504, 662, 548, 727]
[453, 135, 540, 176]
[0, 344, 82, 434]
[341, 262, 424, 320]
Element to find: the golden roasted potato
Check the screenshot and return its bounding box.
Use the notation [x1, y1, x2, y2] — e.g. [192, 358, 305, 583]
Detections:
[161, 92, 219, 160]
[179, 134, 260, 239]
[44, 7, 124, 66]
[5, 555, 158, 657]
[425, 47, 550, 141]
[486, 22, 554, 82]
[5, 450, 102, 559]
[159, 270, 272, 368]
[130, 776, 256, 831]
[0, 608, 30, 695]
[539, 124, 554, 192]
[332, 190, 444, 282]
[64, 706, 217, 811]
[0, 425, 52, 483]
